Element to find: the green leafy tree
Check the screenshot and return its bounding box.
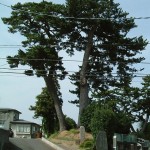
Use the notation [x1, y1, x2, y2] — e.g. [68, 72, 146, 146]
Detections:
[80, 102, 96, 132]
[91, 76, 150, 141]
[114, 76, 150, 135]
[92, 86, 140, 133]
[81, 75, 150, 147]
[2, 1, 68, 131]
[90, 106, 131, 149]
[133, 75, 150, 135]
[65, 0, 148, 125]
[80, 100, 131, 148]
[29, 87, 59, 136]
[30, 87, 77, 136]
[65, 116, 77, 130]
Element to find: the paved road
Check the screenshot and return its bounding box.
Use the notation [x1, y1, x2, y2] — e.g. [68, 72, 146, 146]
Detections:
[6, 138, 56, 150]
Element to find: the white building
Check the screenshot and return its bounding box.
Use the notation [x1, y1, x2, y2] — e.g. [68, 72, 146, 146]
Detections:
[0, 108, 21, 130]
[0, 108, 41, 138]
[11, 120, 41, 138]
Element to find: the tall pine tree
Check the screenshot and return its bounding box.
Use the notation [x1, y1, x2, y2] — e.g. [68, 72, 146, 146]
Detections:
[65, 0, 148, 125]
[2, 1, 68, 131]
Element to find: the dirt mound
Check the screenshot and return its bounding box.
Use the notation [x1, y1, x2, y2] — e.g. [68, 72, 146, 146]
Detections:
[49, 130, 93, 150]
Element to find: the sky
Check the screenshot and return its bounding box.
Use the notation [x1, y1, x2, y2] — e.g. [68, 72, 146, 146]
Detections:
[0, 0, 150, 124]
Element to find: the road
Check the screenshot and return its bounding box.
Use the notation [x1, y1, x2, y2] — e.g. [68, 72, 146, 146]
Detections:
[5, 138, 56, 150]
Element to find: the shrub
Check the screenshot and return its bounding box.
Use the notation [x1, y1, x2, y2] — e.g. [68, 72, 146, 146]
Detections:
[80, 139, 94, 150]
[69, 129, 79, 134]
[80, 102, 96, 132]
[65, 116, 77, 130]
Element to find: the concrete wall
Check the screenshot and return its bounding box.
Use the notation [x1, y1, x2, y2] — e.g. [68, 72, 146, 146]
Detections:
[0, 111, 14, 130]
[0, 128, 9, 150]
[0, 110, 20, 130]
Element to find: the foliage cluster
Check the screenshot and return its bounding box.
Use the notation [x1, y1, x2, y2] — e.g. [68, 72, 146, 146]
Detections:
[30, 87, 77, 136]
[65, 117, 77, 130]
[80, 139, 94, 150]
[80, 75, 150, 148]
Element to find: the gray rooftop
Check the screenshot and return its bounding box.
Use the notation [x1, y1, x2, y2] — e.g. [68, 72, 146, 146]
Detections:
[0, 108, 21, 114]
[11, 119, 41, 126]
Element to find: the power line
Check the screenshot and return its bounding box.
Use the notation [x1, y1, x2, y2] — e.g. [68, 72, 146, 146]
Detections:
[0, 72, 146, 84]
[0, 67, 149, 76]
[0, 47, 21, 49]
[1, 2, 150, 21]
[0, 69, 149, 78]
[0, 43, 150, 47]
[0, 57, 150, 65]
[0, 44, 22, 46]
[0, 57, 82, 62]
[0, 2, 11, 8]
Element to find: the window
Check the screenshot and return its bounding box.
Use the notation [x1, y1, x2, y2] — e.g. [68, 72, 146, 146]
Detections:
[0, 120, 5, 128]
[16, 124, 30, 133]
[0, 113, 8, 120]
[13, 113, 19, 121]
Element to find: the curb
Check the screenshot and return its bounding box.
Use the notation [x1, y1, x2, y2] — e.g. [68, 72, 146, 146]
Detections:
[42, 137, 65, 150]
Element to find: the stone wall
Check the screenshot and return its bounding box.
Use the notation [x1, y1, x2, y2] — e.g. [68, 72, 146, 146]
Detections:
[0, 128, 9, 150]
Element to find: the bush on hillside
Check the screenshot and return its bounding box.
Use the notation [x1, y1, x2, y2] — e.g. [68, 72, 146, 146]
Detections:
[80, 102, 96, 132]
[65, 116, 77, 130]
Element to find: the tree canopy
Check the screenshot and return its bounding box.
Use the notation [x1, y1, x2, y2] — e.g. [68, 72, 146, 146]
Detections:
[29, 87, 59, 136]
[65, 0, 148, 125]
[2, 1, 68, 131]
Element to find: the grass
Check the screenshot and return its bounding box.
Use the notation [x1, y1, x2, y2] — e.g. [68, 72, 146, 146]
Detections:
[80, 139, 94, 150]
[49, 132, 59, 139]
[69, 129, 80, 134]
[48, 129, 94, 150]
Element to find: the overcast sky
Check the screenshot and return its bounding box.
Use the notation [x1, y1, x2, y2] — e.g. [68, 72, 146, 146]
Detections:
[0, 0, 150, 124]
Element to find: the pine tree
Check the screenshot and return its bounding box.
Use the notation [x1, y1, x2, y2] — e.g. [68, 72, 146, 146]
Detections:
[65, 0, 148, 125]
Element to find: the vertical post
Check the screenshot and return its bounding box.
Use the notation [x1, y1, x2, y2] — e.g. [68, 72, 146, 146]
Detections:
[79, 126, 85, 143]
[113, 135, 117, 150]
[130, 144, 134, 150]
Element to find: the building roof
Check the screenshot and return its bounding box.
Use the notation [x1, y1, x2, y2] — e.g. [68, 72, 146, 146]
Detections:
[11, 119, 41, 126]
[0, 108, 21, 114]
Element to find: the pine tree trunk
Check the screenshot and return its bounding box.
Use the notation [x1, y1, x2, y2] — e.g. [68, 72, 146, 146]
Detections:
[78, 27, 95, 126]
[44, 74, 66, 132]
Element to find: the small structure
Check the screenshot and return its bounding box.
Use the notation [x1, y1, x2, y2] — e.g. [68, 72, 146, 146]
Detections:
[113, 133, 150, 150]
[113, 133, 137, 150]
[0, 108, 41, 139]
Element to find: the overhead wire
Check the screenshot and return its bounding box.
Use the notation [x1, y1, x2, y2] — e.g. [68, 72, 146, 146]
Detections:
[0, 72, 146, 84]
[0, 45, 22, 46]
[0, 70, 148, 78]
[0, 67, 149, 76]
[0, 2, 149, 81]
[1, 42, 150, 47]
[1, 2, 150, 21]
[0, 57, 150, 65]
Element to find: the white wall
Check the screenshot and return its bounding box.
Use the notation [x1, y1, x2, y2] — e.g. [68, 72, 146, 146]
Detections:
[11, 124, 31, 138]
[0, 111, 19, 130]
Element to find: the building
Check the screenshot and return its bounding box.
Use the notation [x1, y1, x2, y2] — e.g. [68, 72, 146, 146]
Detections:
[11, 119, 41, 138]
[0, 108, 41, 138]
[0, 108, 21, 130]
